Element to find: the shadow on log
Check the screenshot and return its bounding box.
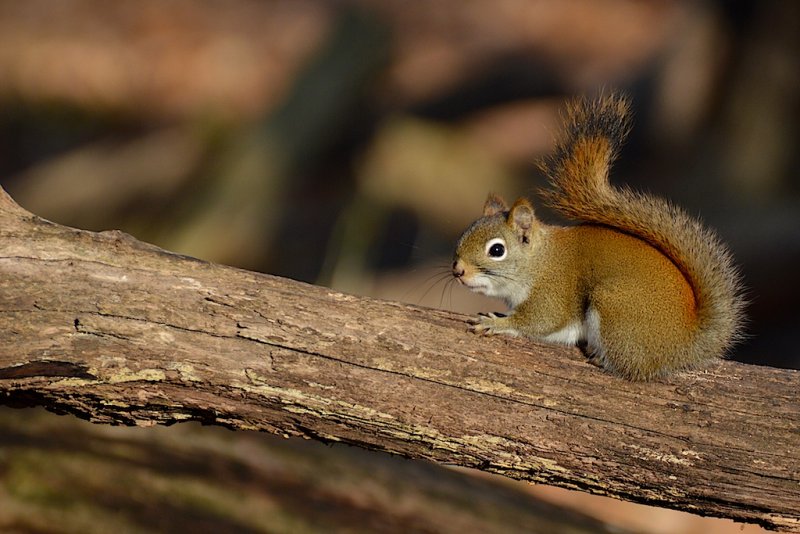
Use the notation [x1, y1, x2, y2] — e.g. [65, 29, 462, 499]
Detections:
[0, 186, 798, 532]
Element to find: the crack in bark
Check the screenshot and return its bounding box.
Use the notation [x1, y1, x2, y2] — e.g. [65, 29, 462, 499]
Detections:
[0, 361, 96, 380]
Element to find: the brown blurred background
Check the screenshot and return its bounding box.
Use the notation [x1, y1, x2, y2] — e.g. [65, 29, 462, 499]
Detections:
[0, 1, 797, 532]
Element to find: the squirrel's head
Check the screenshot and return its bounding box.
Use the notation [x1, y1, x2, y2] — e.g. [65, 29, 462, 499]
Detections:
[452, 193, 542, 308]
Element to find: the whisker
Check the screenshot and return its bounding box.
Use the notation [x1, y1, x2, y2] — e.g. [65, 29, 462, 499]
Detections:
[419, 266, 453, 286]
[415, 271, 453, 305]
[399, 266, 451, 303]
[447, 278, 456, 311]
[438, 274, 451, 308]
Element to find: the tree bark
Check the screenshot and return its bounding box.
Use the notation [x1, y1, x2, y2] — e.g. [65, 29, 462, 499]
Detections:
[0, 186, 798, 532]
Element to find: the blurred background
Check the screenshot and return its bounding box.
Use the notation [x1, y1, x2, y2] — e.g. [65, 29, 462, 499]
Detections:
[0, 0, 797, 532]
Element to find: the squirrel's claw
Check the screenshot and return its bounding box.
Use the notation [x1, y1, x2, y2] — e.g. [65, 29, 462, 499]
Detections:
[469, 312, 514, 336]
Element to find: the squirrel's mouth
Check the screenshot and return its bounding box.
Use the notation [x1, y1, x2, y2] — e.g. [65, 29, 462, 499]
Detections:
[452, 260, 489, 291]
[457, 274, 493, 295]
[453, 260, 496, 296]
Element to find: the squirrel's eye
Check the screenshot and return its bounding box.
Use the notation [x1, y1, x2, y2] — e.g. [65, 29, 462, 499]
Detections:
[489, 243, 505, 257]
[485, 238, 507, 260]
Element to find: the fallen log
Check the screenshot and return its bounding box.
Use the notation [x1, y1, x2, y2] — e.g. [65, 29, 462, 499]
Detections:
[0, 186, 797, 531]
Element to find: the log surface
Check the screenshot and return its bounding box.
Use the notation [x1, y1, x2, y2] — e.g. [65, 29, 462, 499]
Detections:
[0, 187, 797, 532]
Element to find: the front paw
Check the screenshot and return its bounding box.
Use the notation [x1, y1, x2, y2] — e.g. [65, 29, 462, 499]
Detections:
[468, 312, 514, 336]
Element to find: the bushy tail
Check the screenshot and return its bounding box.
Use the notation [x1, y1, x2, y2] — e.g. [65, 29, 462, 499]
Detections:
[540, 92, 746, 356]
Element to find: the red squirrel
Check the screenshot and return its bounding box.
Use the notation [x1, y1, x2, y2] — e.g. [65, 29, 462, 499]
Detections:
[452, 93, 745, 380]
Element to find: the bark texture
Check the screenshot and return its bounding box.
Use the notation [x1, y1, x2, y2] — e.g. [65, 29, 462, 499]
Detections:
[0, 186, 798, 531]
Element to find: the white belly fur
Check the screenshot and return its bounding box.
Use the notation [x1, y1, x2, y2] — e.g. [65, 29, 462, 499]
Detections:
[542, 319, 587, 345]
[542, 308, 604, 352]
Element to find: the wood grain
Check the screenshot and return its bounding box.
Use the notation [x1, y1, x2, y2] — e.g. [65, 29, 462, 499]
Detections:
[0, 186, 798, 532]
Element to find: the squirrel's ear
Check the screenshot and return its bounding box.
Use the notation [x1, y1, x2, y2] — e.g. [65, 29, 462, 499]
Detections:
[483, 193, 508, 216]
[508, 198, 537, 244]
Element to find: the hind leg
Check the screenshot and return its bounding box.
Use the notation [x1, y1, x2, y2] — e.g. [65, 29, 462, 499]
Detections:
[589, 280, 694, 380]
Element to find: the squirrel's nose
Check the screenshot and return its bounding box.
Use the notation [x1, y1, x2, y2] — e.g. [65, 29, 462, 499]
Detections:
[452, 260, 465, 278]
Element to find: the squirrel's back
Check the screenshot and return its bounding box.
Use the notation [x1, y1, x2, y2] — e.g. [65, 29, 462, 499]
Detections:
[540, 93, 746, 364]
